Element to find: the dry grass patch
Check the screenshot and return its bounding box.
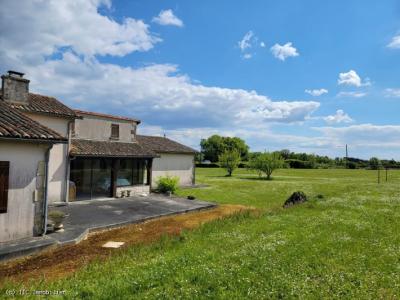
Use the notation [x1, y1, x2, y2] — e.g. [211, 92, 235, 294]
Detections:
[0, 205, 250, 285]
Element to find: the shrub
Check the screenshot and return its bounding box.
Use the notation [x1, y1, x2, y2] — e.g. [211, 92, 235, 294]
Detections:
[286, 159, 314, 169]
[195, 163, 220, 168]
[156, 176, 180, 194]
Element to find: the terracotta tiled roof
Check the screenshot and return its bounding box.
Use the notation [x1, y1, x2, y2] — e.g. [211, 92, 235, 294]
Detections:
[70, 139, 157, 158]
[136, 135, 197, 154]
[74, 110, 141, 123]
[0, 91, 76, 118]
[0, 101, 67, 142]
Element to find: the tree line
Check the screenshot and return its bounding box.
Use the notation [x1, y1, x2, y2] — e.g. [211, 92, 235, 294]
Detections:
[197, 135, 400, 178]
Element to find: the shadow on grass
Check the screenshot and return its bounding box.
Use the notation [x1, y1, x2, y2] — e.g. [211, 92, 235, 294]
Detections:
[239, 177, 274, 181]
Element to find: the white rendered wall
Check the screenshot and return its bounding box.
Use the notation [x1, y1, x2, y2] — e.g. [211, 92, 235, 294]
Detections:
[152, 153, 195, 187]
[24, 113, 69, 203]
[0, 141, 48, 242]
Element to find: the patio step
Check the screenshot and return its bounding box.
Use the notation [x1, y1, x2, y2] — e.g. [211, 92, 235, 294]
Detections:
[0, 236, 57, 262]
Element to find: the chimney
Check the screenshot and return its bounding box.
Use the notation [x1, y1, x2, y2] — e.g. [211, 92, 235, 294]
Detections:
[1, 70, 30, 104]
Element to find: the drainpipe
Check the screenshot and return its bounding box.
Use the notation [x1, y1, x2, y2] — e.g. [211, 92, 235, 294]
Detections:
[63, 120, 74, 203]
[42, 144, 53, 236]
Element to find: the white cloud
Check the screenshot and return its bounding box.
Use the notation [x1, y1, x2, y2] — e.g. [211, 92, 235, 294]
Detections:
[0, 0, 161, 62]
[387, 35, 400, 49]
[7, 51, 319, 130]
[0, 1, 320, 131]
[337, 70, 370, 87]
[270, 42, 299, 61]
[323, 110, 353, 125]
[144, 122, 400, 159]
[337, 91, 367, 98]
[314, 124, 400, 150]
[260, 42, 266, 48]
[243, 53, 252, 59]
[238, 31, 255, 52]
[305, 89, 328, 97]
[384, 88, 400, 98]
[15, 0, 400, 158]
[152, 9, 183, 27]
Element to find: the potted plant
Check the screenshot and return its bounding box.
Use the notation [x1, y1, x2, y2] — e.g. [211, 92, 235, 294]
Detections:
[48, 210, 65, 231]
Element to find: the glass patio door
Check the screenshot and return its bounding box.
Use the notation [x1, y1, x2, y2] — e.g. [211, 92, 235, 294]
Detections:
[91, 158, 112, 198]
[70, 158, 113, 200]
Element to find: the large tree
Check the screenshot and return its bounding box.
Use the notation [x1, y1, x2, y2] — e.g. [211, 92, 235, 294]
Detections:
[200, 135, 249, 162]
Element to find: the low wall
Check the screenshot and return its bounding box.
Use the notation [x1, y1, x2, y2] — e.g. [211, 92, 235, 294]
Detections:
[116, 185, 150, 198]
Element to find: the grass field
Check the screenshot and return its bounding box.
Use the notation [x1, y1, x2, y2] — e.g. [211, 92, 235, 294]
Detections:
[1, 168, 400, 299]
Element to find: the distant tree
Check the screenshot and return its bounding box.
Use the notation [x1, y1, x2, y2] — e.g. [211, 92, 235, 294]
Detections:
[218, 150, 241, 176]
[248, 152, 285, 180]
[369, 157, 381, 170]
[201, 135, 249, 162]
[195, 152, 204, 163]
[280, 149, 291, 160]
[200, 135, 224, 163]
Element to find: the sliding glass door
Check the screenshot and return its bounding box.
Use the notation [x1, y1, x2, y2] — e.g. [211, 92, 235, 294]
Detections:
[70, 158, 93, 200]
[70, 157, 148, 200]
[70, 158, 112, 200]
[92, 158, 112, 199]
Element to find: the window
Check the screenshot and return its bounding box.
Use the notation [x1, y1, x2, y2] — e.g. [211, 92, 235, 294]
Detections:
[0, 161, 10, 213]
[117, 159, 146, 187]
[117, 159, 133, 186]
[111, 124, 119, 139]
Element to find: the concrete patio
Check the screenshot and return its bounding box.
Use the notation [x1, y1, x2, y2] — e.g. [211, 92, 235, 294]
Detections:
[48, 194, 216, 245]
[0, 195, 215, 261]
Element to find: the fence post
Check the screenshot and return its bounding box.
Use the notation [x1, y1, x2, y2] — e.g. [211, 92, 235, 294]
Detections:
[378, 168, 380, 184]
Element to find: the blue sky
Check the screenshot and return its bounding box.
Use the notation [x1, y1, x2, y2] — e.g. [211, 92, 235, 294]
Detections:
[1, 0, 400, 159]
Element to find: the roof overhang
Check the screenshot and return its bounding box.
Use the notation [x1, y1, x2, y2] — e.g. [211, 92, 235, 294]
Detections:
[0, 136, 68, 144]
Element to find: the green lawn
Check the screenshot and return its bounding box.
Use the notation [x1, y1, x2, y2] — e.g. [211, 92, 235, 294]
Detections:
[2, 168, 400, 299]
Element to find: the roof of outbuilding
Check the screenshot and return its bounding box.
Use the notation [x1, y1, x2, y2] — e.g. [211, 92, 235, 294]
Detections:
[136, 135, 197, 154]
[70, 139, 157, 158]
[74, 110, 141, 123]
[0, 101, 68, 142]
[0, 91, 77, 118]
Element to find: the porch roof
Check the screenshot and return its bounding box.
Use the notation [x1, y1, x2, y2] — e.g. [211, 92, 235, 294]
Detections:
[70, 139, 158, 158]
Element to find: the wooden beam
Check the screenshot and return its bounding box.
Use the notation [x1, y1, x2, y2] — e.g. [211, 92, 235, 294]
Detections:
[111, 159, 120, 197]
[147, 158, 153, 191]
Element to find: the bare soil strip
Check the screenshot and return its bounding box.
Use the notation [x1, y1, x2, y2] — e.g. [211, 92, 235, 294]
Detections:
[0, 205, 251, 285]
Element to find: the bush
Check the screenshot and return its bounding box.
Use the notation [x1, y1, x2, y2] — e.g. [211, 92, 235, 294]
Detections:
[156, 176, 180, 194]
[286, 159, 314, 169]
[195, 163, 220, 168]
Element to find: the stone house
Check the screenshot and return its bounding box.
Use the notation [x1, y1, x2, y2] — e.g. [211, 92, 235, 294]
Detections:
[0, 70, 196, 242]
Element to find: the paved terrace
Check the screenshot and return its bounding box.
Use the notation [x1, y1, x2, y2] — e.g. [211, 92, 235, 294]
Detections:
[0, 195, 216, 261]
[48, 195, 216, 245]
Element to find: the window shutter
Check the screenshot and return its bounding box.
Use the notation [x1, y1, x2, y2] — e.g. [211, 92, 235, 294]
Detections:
[111, 124, 119, 139]
[0, 161, 10, 213]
